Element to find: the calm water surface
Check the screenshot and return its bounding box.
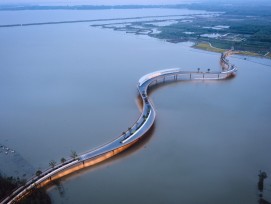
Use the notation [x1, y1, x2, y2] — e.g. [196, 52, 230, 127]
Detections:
[0, 9, 271, 204]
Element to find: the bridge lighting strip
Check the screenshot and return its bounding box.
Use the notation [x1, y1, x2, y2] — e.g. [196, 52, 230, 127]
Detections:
[121, 110, 152, 144]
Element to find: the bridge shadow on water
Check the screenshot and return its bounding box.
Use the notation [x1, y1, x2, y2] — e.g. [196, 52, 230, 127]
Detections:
[45, 68, 237, 195]
[146, 73, 237, 96]
[45, 71, 237, 197]
[45, 122, 156, 193]
[223, 73, 236, 80]
[5, 52, 241, 202]
[45, 88, 158, 194]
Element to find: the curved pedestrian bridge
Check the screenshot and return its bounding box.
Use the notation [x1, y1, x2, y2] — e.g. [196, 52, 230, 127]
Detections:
[1, 50, 237, 204]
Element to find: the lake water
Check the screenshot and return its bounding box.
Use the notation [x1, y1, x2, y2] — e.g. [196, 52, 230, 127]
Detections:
[0, 9, 271, 204]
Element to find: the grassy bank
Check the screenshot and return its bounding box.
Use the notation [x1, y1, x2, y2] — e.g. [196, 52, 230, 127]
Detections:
[193, 42, 225, 53]
[193, 42, 263, 58]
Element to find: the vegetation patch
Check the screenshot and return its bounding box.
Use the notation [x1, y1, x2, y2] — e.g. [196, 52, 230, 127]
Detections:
[0, 174, 51, 204]
[193, 42, 225, 53]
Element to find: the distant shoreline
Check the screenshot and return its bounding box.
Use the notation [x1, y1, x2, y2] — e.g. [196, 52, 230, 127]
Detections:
[192, 42, 271, 59]
[0, 4, 194, 11]
[0, 3, 200, 11]
[1, 4, 270, 59]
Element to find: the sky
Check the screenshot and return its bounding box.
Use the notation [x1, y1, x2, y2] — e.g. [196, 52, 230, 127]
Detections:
[0, 0, 269, 5]
[0, 0, 200, 5]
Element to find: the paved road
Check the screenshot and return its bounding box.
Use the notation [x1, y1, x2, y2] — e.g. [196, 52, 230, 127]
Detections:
[1, 50, 237, 204]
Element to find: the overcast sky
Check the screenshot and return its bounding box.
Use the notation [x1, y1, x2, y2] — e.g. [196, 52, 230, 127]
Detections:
[0, 0, 200, 5]
[0, 0, 269, 5]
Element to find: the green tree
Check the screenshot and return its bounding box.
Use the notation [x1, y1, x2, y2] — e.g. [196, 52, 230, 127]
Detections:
[20, 178, 27, 186]
[49, 160, 57, 168]
[70, 150, 77, 160]
[60, 157, 66, 164]
[258, 170, 268, 191]
[36, 170, 42, 177]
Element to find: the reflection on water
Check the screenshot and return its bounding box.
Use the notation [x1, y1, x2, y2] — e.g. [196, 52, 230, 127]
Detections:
[0, 9, 271, 204]
[45, 124, 156, 194]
